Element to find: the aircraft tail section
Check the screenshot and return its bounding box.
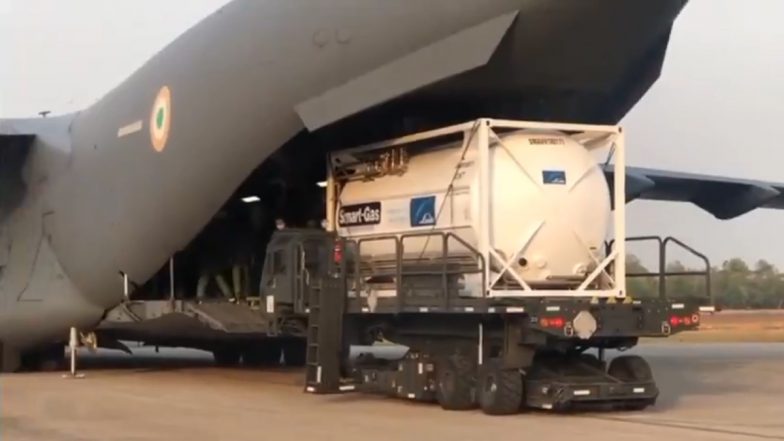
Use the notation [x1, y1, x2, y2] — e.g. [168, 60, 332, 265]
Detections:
[0, 115, 110, 370]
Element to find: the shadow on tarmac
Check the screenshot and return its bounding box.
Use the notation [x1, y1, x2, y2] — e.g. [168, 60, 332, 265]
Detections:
[53, 342, 784, 414]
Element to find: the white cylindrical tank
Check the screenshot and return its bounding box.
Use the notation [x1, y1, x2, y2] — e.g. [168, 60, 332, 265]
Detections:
[336, 130, 611, 288]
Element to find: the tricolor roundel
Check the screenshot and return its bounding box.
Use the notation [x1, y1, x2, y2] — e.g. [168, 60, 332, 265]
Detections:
[150, 86, 172, 152]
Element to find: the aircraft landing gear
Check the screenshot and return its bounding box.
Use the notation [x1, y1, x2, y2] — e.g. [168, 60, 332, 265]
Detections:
[212, 348, 242, 367]
[282, 340, 306, 367]
[19, 344, 65, 372]
[242, 341, 281, 367]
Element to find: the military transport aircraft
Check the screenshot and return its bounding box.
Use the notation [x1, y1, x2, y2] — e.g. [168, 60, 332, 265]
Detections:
[1, 0, 782, 371]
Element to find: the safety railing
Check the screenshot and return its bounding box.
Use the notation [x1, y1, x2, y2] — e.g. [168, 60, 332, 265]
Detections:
[345, 232, 486, 312]
[607, 236, 712, 304]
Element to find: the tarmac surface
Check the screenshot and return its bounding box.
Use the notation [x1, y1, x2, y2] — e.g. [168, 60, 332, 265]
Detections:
[2, 343, 784, 441]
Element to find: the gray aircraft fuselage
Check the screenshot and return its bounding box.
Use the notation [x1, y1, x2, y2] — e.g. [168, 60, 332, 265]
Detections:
[0, 0, 688, 370]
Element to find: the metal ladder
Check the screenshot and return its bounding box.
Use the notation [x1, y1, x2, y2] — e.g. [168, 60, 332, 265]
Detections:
[304, 275, 353, 393]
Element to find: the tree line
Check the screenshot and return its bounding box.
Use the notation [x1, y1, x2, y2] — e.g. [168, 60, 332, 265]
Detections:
[626, 255, 784, 309]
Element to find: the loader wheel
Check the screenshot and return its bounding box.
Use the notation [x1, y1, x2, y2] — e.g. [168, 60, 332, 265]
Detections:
[478, 360, 523, 416]
[578, 353, 606, 371]
[282, 340, 306, 367]
[621, 400, 655, 411]
[608, 355, 653, 382]
[436, 355, 477, 410]
[213, 348, 241, 367]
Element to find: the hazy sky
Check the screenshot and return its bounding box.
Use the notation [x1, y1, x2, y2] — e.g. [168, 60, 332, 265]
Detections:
[1, 0, 783, 268]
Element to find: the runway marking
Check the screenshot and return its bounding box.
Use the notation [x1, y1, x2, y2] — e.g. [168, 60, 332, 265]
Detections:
[117, 120, 143, 138]
[581, 414, 784, 440]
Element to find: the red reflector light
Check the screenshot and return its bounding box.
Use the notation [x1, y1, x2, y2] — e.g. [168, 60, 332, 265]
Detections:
[333, 241, 343, 264]
[683, 316, 692, 326]
[539, 317, 565, 328]
[669, 316, 681, 326]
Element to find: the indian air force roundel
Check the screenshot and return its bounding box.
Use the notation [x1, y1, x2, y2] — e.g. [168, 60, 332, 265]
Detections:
[150, 86, 172, 152]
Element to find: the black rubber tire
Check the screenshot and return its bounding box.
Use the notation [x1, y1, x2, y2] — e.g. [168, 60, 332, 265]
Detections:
[578, 353, 606, 372]
[38, 357, 65, 372]
[478, 360, 523, 416]
[436, 355, 477, 410]
[21, 345, 65, 372]
[242, 342, 281, 367]
[622, 400, 655, 411]
[0, 343, 22, 373]
[607, 355, 653, 382]
[282, 340, 307, 367]
[609, 356, 657, 411]
[212, 348, 241, 367]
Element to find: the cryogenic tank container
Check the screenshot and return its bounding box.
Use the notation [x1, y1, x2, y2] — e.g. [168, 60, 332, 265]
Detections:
[336, 131, 611, 287]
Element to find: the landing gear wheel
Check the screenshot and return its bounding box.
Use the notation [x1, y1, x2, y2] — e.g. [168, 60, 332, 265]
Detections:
[242, 341, 281, 367]
[21, 345, 65, 372]
[478, 360, 523, 415]
[38, 357, 65, 372]
[608, 355, 653, 382]
[436, 355, 477, 410]
[212, 348, 241, 367]
[0, 344, 21, 373]
[282, 340, 306, 367]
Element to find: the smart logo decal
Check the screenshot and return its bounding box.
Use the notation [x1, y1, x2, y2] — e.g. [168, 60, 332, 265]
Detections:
[150, 86, 172, 152]
[338, 202, 381, 227]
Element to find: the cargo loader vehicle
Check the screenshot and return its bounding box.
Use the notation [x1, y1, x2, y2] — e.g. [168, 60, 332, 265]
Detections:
[95, 117, 721, 416]
[293, 118, 713, 414]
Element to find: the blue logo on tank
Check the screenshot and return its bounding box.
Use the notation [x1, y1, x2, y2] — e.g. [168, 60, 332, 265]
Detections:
[410, 196, 436, 227]
[542, 170, 566, 185]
